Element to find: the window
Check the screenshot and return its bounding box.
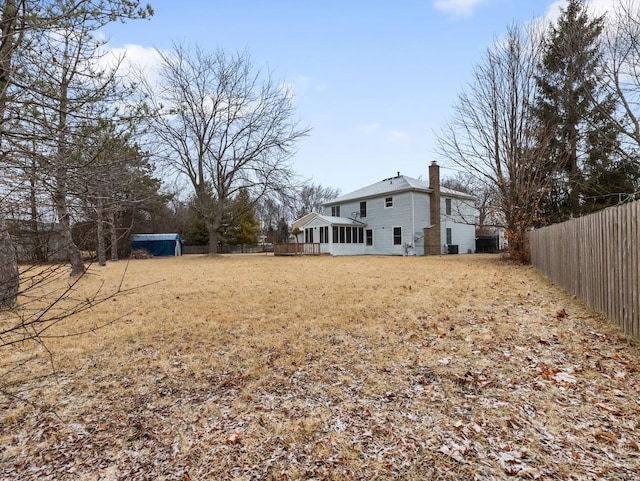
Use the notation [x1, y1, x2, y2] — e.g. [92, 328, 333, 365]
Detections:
[331, 205, 341, 217]
[304, 227, 313, 244]
[366, 229, 373, 246]
[445, 198, 452, 215]
[319, 226, 329, 243]
[393, 227, 402, 245]
[360, 201, 367, 218]
[305, 227, 314, 243]
[385, 197, 393, 208]
[333, 226, 364, 244]
[446, 228, 452, 245]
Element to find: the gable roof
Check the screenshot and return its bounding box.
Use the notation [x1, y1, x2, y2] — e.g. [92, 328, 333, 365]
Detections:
[295, 212, 366, 228]
[323, 174, 474, 206]
[324, 175, 431, 205]
[441, 186, 475, 201]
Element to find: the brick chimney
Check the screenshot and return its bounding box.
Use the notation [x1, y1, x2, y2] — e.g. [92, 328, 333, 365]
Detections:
[424, 161, 441, 255]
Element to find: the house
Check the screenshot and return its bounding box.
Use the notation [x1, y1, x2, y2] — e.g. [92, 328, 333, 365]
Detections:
[8, 220, 67, 262]
[131, 233, 185, 257]
[292, 162, 477, 256]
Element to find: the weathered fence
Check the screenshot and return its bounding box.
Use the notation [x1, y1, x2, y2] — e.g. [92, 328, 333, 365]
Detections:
[529, 200, 639, 339]
[183, 244, 274, 255]
[273, 243, 321, 256]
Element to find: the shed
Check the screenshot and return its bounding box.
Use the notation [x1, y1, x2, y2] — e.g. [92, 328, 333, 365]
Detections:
[131, 233, 184, 257]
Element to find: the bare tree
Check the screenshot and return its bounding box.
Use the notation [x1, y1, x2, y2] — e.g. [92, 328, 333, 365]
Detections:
[139, 44, 309, 254]
[293, 183, 340, 218]
[436, 23, 552, 262]
[600, 0, 640, 177]
[441, 172, 499, 235]
[0, 0, 21, 307]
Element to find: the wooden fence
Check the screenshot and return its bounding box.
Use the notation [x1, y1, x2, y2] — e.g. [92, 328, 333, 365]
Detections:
[529, 200, 639, 339]
[183, 244, 274, 255]
[273, 243, 321, 256]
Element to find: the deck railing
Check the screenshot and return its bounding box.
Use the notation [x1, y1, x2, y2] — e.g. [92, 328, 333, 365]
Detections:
[273, 243, 321, 256]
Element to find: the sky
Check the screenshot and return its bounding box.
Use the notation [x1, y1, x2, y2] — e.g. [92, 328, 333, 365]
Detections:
[102, 0, 616, 195]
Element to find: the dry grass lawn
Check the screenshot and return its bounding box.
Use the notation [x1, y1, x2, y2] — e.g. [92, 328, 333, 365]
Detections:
[1, 254, 639, 480]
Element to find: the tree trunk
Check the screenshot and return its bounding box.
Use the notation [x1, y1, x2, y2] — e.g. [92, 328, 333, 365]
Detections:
[54, 45, 84, 277]
[109, 209, 118, 262]
[0, 214, 19, 309]
[53, 164, 84, 276]
[54, 190, 85, 276]
[29, 156, 44, 261]
[208, 224, 219, 254]
[96, 198, 106, 267]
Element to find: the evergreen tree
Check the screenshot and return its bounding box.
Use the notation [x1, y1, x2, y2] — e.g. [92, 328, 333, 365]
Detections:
[223, 188, 261, 246]
[182, 199, 210, 246]
[534, 0, 624, 223]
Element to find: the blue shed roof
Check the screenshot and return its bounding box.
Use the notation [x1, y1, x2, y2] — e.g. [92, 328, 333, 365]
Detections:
[131, 233, 182, 241]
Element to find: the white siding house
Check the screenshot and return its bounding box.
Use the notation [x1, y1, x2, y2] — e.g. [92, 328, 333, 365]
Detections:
[292, 163, 478, 256]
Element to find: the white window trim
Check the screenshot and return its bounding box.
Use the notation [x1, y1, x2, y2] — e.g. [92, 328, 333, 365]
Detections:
[385, 196, 394, 208]
[365, 228, 374, 247]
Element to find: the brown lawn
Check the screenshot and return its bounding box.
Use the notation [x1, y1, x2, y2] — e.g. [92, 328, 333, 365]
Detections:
[1, 254, 639, 480]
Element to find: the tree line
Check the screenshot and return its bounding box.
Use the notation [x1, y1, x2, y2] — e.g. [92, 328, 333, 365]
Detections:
[437, 0, 640, 262]
[0, 1, 341, 309]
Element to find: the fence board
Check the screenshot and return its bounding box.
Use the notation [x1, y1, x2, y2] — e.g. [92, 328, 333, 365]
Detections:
[529, 200, 639, 340]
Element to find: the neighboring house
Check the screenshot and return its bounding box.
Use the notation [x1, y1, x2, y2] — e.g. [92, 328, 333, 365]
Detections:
[292, 162, 477, 256]
[9, 220, 67, 262]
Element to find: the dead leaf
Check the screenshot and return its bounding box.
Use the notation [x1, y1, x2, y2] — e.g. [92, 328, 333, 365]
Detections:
[499, 449, 527, 475]
[225, 431, 242, 445]
[594, 402, 622, 416]
[439, 440, 470, 463]
[553, 370, 576, 385]
[439, 445, 465, 463]
[594, 430, 618, 444]
[517, 465, 542, 479]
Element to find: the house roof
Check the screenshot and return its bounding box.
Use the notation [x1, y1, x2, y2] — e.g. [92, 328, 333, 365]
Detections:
[441, 186, 475, 200]
[323, 174, 474, 205]
[131, 233, 182, 241]
[291, 212, 316, 230]
[296, 213, 366, 228]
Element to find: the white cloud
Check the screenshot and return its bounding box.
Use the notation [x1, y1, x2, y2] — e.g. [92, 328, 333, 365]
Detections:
[105, 43, 164, 78]
[389, 130, 410, 144]
[545, 0, 620, 23]
[285, 75, 326, 102]
[433, 0, 492, 17]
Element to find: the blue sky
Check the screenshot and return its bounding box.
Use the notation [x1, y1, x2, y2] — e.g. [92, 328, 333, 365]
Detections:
[104, 0, 613, 194]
